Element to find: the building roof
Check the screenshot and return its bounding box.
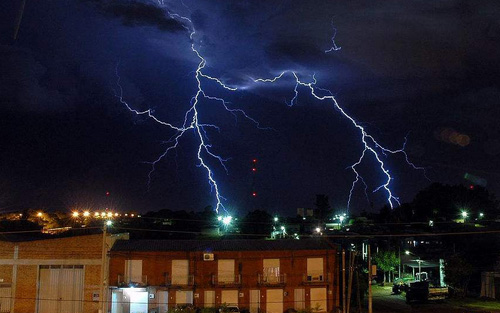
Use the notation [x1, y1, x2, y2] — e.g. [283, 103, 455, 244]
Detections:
[111, 238, 337, 252]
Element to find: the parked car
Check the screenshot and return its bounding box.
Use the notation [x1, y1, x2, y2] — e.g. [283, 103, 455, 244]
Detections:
[219, 306, 240, 313]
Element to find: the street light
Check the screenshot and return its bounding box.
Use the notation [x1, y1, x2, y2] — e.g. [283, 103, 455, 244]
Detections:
[222, 216, 232, 225]
[405, 250, 422, 281]
[461, 211, 468, 222]
[83, 211, 90, 217]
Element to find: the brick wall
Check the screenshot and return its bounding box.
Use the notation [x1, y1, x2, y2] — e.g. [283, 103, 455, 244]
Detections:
[109, 247, 339, 312]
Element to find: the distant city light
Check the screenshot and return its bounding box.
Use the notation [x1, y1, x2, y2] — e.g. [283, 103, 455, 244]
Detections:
[83, 211, 90, 217]
[106, 220, 112, 226]
[94, 212, 99, 217]
[461, 211, 468, 218]
[37, 212, 43, 217]
[405, 250, 410, 255]
[114, 213, 119, 217]
[479, 213, 484, 217]
[339, 216, 345, 222]
[217, 216, 222, 221]
[101, 212, 106, 217]
[280, 226, 285, 230]
[107, 212, 112, 217]
[72, 211, 79, 217]
[429, 220, 434, 227]
[315, 227, 321, 233]
[130, 214, 135, 217]
[274, 217, 278, 222]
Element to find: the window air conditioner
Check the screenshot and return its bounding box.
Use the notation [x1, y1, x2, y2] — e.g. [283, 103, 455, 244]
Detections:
[203, 253, 214, 261]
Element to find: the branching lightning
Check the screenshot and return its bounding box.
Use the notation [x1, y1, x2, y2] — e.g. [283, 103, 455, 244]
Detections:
[116, 5, 266, 214]
[255, 71, 426, 209]
[117, 2, 425, 212]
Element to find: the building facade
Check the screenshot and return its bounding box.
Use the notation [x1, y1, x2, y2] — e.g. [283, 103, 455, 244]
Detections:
[0, 232, 126, 313]
[108, 239, 339, 313]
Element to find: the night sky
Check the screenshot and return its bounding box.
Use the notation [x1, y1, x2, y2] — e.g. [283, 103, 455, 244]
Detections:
[1, 0, 499, 215]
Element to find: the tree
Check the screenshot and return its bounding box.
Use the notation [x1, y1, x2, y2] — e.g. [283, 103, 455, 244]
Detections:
[373, 250, 399, 282]
[444, 254, 473, 298]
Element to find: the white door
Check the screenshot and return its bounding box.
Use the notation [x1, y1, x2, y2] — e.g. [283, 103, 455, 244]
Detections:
[0, 286, 11, 313]
[158, 291, 168, 313]
[128, 290, 148, 313]
[249, 290, 260, 313]
[266, 289, 283, 313]
[204, 290, 215, 307]
[111, 290, 124, 313]
[37, 265, 84, 313]
[294, 289, 305, 310]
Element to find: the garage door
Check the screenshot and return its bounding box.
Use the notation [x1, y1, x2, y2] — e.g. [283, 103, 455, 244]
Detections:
[37, 265, 84, 313]
[310, 288, 327, 312]
[0, 286, 11, 313]
[221, 290, 238, 306]
[266, 289, 282, 313]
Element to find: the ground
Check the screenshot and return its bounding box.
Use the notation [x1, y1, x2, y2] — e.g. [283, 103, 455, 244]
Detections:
[367, 286, 500, 313]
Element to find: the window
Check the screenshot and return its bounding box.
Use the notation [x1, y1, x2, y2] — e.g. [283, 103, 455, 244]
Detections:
[263, 259, 280, 283]
[125, 260, 143, 283]
[218, 259, 235, 283]
[306, 258, 324, 281]
[172, 259, 189, 285]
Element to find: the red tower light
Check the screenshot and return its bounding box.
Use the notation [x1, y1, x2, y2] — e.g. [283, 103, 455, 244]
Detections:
[252, 168, 257, 172]
[252, 192, 257, 197]
[469, 185, 474, 190]
[252, 159, 257, 163]
[106, 191, 110, 196]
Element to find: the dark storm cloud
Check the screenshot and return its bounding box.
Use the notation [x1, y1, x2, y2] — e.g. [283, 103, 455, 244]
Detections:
[87, 0, 185, 32]
[0, 45, 78, 112]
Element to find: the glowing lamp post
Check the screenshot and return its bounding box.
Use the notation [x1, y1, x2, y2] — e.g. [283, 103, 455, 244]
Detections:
[461, 211, 468, 223]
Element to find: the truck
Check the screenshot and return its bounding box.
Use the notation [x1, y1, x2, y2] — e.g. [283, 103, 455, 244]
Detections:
[405, 281, 449, 303]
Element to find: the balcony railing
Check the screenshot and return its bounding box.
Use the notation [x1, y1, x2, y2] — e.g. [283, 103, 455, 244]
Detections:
[164, 274, 195, 286]
[302, 272, 330, 284]
[257, 273, 286, 285]
[117, 274, 148, 287]
[211, 274, 241, 286]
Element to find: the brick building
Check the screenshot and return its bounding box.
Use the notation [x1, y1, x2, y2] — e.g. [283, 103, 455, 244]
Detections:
[108, 239, 339, 313]
[0, 232, 126, 313]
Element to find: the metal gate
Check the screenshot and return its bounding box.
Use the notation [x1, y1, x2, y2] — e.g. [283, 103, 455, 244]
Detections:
[37, 265, 84, 313]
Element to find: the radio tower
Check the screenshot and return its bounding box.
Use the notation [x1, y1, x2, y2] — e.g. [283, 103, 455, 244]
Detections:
[251, 158, 258, 207]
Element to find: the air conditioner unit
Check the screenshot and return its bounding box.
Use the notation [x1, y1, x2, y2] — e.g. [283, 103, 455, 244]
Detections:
[309, 275, 323, 281]
[203, 253, 214, 261]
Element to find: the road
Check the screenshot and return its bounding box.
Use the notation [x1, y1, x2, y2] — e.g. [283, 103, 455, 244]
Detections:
[370, 286, 497, 313]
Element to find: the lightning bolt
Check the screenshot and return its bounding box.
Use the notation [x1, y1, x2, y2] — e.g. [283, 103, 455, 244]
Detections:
[254, 71, 425, 209]
[116, 5, 266, 214]
[325, 19, 342, 53]
[116, 2, 425, 213]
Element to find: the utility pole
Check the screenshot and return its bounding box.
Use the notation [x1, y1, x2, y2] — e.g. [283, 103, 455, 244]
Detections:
[368, 244, 372, 313]
[398, 246, 401, 279]
[342, 249, 346, 313]
[99, 223, 108, 313]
